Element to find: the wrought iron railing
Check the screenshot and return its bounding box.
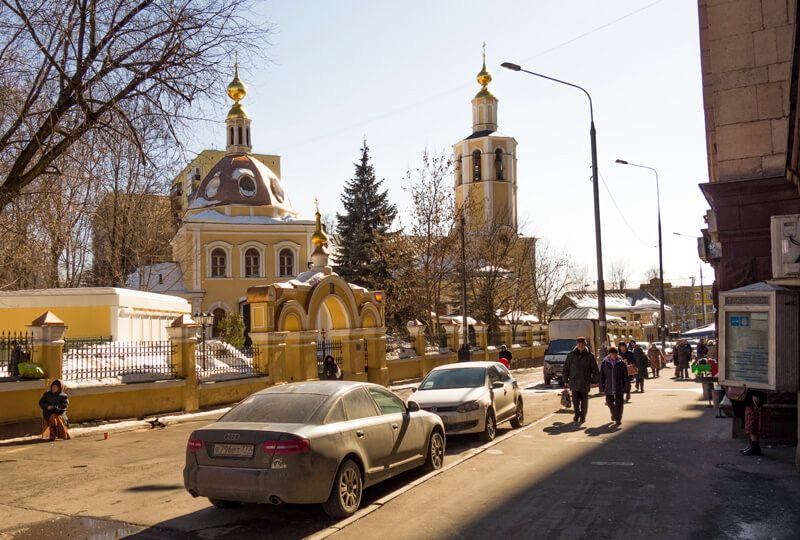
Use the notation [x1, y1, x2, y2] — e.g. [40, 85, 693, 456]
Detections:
[62, 340, 175, 382]
[0, 331, 32, 377]
[63, 336, 112, 353]
[487, 331, 506, 347]
[195, 341, 263, 378]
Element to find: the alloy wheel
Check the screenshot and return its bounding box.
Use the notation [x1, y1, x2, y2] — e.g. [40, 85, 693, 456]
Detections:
[339, 466, 361, 512]
[430, 432, 444, 469]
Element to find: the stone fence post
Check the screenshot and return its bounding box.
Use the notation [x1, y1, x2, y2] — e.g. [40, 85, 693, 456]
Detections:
[444, 323, 460, 353]
[26, 311, 67, 386]
[406, 321, 426, 357]
[250, 331, 288, 384]
[364, 328, 388, 386]
[166, 314, 200, 412]
[473, 323, 488, 362]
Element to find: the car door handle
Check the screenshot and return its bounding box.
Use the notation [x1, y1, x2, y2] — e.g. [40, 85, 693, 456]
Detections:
[356, 430, 365, 438]
[391, 424, 399, 430]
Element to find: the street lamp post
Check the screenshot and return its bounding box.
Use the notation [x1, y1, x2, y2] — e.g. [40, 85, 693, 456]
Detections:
[502, 62, 607, 346]
[194, 312, 214, 369]
[615, 159, 666, 353]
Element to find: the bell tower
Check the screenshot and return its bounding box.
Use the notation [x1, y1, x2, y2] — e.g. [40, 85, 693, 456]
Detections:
[454, 45, 518, 231]
[225, 62, 252, 155]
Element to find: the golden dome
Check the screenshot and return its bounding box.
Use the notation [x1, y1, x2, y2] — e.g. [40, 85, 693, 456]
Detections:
[227, 63, 247, 103]
[477, 58, 492, 88]
[227, 102, 249, 119]
[311, 199, 329, 247]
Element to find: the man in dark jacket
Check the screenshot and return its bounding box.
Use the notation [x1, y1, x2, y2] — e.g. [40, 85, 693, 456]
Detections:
[562, 337, 599, 423]
[631, 341, 649, 393]
[673, 341, 693, 380]
[599, 347, 630, 426]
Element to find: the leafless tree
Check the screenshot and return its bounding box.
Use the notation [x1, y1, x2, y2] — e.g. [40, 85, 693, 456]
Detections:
[0, 0, 268, 212]
[531, 241, 579, 321]
[608, 259, 631, 291]
[400, 150, 457, 334]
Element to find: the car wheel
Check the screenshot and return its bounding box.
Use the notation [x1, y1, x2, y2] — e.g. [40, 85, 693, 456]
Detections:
[323, 459, 363, 518]
[479, 410, 496, 442]
[543, 375, 551, 386]
[422, 430, 445, 473]
[209, 498, 241, 509]
[510, 399, 524, 429]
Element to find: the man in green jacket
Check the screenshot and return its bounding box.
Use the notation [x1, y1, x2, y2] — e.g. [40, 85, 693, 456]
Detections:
[563, 337, 599, 423]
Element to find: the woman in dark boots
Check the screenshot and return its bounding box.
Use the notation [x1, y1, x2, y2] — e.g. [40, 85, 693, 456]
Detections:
[741, 389, 768, 456]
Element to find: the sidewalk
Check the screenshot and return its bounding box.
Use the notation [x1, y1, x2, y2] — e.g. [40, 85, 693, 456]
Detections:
[334, 376, 800, 539]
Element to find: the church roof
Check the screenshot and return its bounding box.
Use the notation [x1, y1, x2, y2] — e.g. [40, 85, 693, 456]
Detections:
[188, 154, 293, 212]
[463, 130, 514, 140]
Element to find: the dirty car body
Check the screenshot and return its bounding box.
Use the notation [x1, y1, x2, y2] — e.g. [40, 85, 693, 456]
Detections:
[183, 381, 444, 510]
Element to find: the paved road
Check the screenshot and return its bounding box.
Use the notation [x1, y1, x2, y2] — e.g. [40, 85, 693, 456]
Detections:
[0, 368, 557, 539]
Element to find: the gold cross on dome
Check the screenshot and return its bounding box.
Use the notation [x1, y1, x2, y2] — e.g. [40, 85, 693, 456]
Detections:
[314, 197, 320, 213]
[482, 42, 486, 59]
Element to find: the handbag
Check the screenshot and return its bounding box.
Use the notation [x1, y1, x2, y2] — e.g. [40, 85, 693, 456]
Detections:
[726, 386, 747, 401]
[626, 363, 638, 376]
[560, 389, 572, 409]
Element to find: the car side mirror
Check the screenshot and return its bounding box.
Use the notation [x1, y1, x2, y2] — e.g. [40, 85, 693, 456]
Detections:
[544, 349, 549, 355]
[407, 401, 420, 413]
[491, 381, 504, 389]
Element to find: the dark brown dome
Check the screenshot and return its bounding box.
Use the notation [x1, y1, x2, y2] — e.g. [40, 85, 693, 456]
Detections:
[189, 154, 292, 211]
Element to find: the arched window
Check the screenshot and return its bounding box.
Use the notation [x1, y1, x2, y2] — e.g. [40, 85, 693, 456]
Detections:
[229, 127, 234, 146]
[472, 150, 481, 182]
[495, 148, 504, 180]
[456, 155, 462, 185]
[211, 248, 227, 277]
[237, 126, 243, 145]
[279, 248, 294, 277]
[244, 248, 260, 278]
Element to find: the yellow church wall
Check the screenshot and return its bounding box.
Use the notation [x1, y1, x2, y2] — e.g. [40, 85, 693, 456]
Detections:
[198, 376, 271, 408]
[66, 381, 186, 423]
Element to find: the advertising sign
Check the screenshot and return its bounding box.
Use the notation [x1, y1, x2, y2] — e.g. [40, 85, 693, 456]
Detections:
[724, 311, 769, 384]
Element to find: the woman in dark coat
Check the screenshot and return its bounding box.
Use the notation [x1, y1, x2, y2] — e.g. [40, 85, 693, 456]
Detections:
[322, 355, 341, 380]
[599, 347, 630, 426]
[38, 379, 70, 440]
[631, 343, 649, 393]
[618, 343, 635, 401]
[673, 341, 693, 380]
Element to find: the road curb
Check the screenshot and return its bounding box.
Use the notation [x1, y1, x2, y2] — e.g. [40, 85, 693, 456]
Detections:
[305, 411, 556, 540]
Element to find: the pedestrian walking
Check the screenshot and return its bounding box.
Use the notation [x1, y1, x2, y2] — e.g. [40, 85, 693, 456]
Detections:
[599, 347, 630, 426]
[618, 342, 635, 401]
[631, 341, 649, 393]
[498, 345, 512, 369]
[322, 355, 341, 380]
[647, 343, 665, 377]
[562, 337, 599, 424]
[38, 380, 70, 440]
[673, 340, 693, 380]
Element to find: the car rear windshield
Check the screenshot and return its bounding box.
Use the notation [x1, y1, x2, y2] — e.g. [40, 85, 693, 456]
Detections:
[220, 393, 327, 424]
[548, 339, 576, 355]
[419, 368, 485, 390]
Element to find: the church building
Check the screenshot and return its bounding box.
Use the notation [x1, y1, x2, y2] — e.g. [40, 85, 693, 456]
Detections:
[128, 66, 320, 332]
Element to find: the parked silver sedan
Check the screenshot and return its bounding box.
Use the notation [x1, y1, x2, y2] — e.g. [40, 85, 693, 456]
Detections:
[184, 381, 445, 517]
[408, 362, 523, 441]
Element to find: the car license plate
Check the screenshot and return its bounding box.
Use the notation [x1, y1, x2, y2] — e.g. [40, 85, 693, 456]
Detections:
[213, 443, 254, 458]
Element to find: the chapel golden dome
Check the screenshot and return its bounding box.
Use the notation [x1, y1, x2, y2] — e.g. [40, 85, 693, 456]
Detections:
[477, 58, 492, 88]
[311, 199, 329, 247]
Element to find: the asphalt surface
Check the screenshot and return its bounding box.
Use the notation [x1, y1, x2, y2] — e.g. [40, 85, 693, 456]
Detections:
[0, 368, 559, 539]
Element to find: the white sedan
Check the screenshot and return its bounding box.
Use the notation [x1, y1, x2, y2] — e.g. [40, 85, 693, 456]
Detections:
[407, 362, 523, 441]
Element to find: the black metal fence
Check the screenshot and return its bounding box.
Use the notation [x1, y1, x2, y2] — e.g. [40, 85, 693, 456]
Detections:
[512, 330, 529, 346]
[363, 339, 369, 372]
[317, 338, 343, 377]
[62, 340, 175, 382]
[195, 341, 263, 377]
[0, 331, 32, 377]
[64, 336, 112, 353]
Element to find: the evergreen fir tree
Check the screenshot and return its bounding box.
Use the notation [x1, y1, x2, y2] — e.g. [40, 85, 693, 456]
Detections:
[335, 141, 397, 288]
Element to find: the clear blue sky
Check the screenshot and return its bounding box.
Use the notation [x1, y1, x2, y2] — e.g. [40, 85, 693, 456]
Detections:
[191, 0, 713, 289]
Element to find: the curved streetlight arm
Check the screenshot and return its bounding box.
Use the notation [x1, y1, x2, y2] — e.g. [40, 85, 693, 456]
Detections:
[502, 62, 594, 121]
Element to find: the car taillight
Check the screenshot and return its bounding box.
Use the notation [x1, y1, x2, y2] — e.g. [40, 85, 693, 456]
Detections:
[262, 439, 310, 455]
[187, 438, 204, 452]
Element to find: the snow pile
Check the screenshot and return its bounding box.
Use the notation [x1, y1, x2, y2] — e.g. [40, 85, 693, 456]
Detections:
[195, 340, 261, 381]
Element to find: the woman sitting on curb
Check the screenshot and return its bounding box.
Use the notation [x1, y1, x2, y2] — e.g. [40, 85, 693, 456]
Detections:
[39, 379, 70, 440]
